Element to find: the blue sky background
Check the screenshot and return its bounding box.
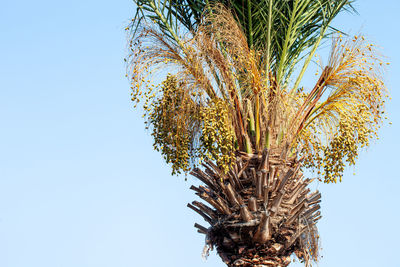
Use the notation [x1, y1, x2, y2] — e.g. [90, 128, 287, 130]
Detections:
[0, 1, 399, 267]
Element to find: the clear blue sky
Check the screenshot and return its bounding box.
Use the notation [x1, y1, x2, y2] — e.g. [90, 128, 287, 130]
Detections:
[0, 1, 398, 267]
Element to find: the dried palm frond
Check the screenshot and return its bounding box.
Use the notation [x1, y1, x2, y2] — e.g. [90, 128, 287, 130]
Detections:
[127, 6, 267, 173]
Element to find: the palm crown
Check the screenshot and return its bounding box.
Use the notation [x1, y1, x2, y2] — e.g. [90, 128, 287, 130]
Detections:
[127, 0, 386, 183]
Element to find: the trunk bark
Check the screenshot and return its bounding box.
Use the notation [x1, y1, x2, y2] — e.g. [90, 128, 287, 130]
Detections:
[189, 149, 321, 267]
[220, 248, 291, 266]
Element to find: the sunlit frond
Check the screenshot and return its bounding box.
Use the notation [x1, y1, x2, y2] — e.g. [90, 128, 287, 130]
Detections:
[294, 36, 387, 182]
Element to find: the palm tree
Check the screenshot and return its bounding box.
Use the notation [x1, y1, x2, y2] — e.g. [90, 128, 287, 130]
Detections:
[126, 1, 387, 266]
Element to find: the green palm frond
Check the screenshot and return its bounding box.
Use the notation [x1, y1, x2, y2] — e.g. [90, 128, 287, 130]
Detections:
[130, 0, 354, 87]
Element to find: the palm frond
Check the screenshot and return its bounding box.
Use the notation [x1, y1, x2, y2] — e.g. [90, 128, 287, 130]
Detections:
[128, 6, 268, 172]
[130, 0, 354, 87]
[294, 35, 387, 182]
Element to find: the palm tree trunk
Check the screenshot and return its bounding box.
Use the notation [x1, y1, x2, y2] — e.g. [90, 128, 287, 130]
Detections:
[220, 246, 292, 266]
[189, 149, 321, 266]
